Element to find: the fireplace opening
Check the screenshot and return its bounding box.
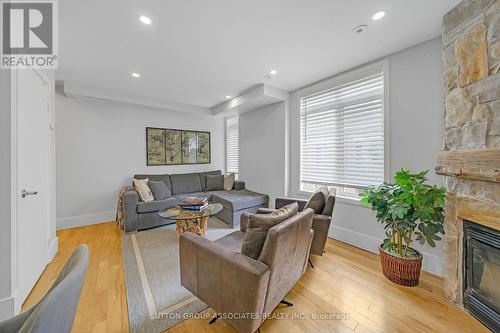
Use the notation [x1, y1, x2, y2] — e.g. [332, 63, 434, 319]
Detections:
[463, 220, 500, 332]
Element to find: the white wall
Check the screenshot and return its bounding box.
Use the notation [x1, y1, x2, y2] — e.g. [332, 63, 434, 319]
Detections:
[239, 102, 288, 207]
[288, 38, 445, 276]
[389, 38, 444, 186]
[55, 88, 225, 229]
[0, 70, 13, 319]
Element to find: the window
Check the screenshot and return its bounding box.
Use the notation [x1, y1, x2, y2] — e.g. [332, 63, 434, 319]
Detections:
[299, 71, 385, 197]
[225, 117, 239, 175]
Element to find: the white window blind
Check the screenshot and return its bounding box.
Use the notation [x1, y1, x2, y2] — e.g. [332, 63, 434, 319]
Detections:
[300, 72, 384, 191]
[225, 117, 239, 174]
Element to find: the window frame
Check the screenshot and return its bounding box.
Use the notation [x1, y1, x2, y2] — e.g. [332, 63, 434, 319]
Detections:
[224, 116, 239, 175]
[293, 60, 391, 202]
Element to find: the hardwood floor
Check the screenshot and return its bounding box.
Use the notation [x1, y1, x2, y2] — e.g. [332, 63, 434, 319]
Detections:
[23, 222, 129, 333]
[23, 222, 488, 333]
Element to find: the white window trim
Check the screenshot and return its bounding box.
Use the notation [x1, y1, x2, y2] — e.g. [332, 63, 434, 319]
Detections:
[224, 116, 239, 175]
[291, 59, 391, 203]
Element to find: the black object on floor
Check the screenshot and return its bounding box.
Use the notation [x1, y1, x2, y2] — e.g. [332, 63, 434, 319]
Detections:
[209, 314, 221, 324]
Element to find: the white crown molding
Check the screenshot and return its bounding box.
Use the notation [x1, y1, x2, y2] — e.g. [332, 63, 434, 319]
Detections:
[63, 81, 212, 116]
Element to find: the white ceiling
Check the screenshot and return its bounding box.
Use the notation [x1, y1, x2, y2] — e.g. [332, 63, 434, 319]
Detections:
[57, 0, 459, 108]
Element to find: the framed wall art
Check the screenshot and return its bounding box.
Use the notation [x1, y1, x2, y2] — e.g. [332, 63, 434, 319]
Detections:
[146, 127, 211, 166]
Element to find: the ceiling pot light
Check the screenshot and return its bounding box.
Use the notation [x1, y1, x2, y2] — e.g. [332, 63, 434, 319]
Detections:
[372, 11, 385, 21]
[265, 69, 278, 78]
[352, 25, 368, 34]
[139, 16, 152, 24]
[131, 72, 141, 78]
[225, 96, 231, 99]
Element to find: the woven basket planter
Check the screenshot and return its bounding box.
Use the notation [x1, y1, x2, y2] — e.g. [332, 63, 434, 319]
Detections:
[379, 245, 423, 287]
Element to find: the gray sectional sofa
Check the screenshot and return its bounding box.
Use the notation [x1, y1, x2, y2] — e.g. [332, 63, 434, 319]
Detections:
[122, 170, 268, 233]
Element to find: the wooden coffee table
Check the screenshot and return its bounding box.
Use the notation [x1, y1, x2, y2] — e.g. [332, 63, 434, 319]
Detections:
[158, 203, 223, 236]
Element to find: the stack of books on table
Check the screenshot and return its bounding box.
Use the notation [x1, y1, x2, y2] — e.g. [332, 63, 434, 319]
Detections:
[180, 197, 208, 211]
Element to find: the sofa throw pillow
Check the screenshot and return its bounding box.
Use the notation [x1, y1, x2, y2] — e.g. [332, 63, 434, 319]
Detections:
[133, 178, 154, 202]
[205, 174, 224, 191]
[304, 186, 329, 214]
[148, 180, 171, 200]
[223, 173, 235, 191]
[241, 202, 299, 260]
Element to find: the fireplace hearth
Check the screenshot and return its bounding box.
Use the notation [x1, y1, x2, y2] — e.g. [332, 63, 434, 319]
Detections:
[463, 220, 500, 331]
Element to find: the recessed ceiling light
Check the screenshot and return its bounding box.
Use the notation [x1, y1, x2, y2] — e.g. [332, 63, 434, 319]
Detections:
[131, 72, 141, 78]
[225, 95, 231, 99]
[352, 25, 368, 34]
[265, 69, 278, 78]
[372, 11, 385, 21]
[139, 16, 152, 25]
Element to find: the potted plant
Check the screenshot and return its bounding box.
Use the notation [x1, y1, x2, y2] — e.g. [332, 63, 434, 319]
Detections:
[360, 170, 446, 286]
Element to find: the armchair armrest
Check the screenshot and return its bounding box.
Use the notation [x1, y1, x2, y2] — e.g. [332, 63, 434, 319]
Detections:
[275, 197, 307, 211]
[123, 189, 139, 233]
[179, 232, 270, 333]
[233, 180, 245, 190]
[310, 214, 332, 256]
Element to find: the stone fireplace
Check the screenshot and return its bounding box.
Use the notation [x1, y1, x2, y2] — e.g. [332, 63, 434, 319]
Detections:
[437, 0, 500, 329]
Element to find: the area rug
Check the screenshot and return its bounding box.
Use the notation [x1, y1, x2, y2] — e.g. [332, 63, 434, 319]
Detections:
[121, 217, 236, 333]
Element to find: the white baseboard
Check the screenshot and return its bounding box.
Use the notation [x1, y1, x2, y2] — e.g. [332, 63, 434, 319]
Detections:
[330, 225, 443, 277]
[57, 210, 116, 230]
[0, 294, 15, 321]
[420, 252, 444, 277]
[48, 236, 59, 261]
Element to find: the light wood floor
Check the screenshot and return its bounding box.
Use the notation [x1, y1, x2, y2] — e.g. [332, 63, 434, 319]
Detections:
[23, 222, 488, 333]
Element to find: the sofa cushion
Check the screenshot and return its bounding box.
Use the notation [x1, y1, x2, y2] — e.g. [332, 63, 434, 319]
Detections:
[148, 180, 171, 200]
[199, 170, 222, 190]
[170, 173, 202, 194]
[137, 197, 180, 213]
[173, 192, 212, 202]
[224, 173, 235, 191]
[211, 190, 269, 211]
[241, 202, 298, 260]
[214, 231, 245, 253]
[304, 186, 329, 214]
[134, 174, 171, 193]
[205, 174, 224, 191]
[133, 178, 154, 202]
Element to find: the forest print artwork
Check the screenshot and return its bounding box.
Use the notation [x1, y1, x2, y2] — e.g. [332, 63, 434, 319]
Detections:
[146, 127, 210, 165]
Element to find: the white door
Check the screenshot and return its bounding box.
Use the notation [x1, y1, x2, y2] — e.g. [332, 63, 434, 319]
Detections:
[16, 69, 50, 304]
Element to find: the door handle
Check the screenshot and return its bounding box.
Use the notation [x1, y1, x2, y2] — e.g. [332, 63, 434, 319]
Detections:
[21, 190, 38, 198]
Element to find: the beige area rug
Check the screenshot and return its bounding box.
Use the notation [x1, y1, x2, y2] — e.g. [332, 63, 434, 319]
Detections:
[121, 217, 236, 333]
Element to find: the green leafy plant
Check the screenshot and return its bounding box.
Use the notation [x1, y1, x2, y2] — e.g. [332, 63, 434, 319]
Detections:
[360, 170, 446, 258]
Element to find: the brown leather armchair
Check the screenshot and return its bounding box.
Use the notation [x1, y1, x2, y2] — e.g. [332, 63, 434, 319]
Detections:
[179, 209, 314, 333]
[249, 189, 336, 266]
